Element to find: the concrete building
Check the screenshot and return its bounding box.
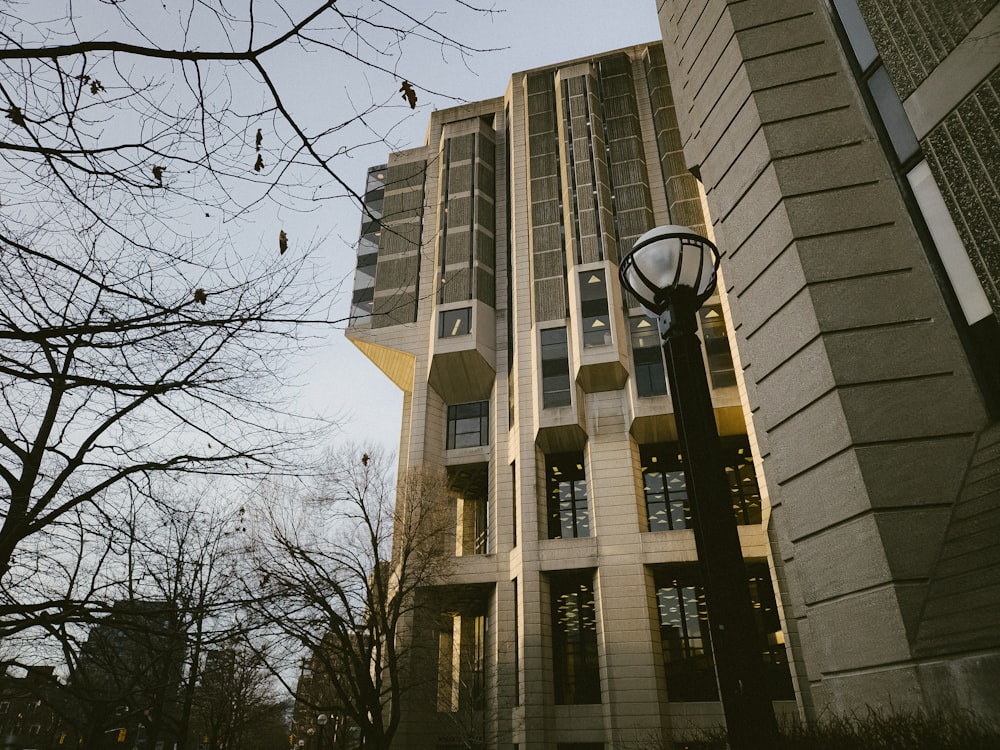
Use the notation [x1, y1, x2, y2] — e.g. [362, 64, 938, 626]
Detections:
[347, 3, 1000, 746]
[654, 0, 1000, 725]
[347, 43, 795, 749]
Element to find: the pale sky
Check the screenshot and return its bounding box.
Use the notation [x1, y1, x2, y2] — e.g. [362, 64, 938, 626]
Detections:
[309, 2, 663, 453]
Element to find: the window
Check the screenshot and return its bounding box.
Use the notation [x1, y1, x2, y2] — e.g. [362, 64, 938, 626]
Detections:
[546, 452, 590, 539]
[654, 566, 793, 703]
[580, 270, 611, 347]
[630, 316, 667, 397]
[551, 573, 600, 704]
[0, 701, 8, 714]
[439, 307, 471, 338]
[641, 443, 690, 531]
[724, 436, 762, 525]
[641, 438, 761, 530]
[447, 401, 489, 449]
[747, 564, 795, 700]
[699, 304, 736, 388]
[541, 327, 572, 408]
[655, 569, 717, 701]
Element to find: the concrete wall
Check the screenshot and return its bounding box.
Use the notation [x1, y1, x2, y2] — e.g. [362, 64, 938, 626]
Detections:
[656, 0, 999, 720]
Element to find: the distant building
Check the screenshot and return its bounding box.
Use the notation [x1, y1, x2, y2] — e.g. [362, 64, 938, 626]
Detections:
[0, 666, 67, 750]
[73, 601, 184, 750]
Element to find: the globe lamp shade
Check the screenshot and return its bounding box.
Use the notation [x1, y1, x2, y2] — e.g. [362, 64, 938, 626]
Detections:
[619, 225, 720, 315]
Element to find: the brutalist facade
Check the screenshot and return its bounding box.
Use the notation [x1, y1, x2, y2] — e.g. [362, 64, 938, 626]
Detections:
[346, 2, 1000, 744]
[655, 0, 1000, 724]
[348, 44, 797, 749]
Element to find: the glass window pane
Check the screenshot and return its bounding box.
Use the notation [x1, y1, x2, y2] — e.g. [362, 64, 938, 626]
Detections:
[551, 573, 600, 704]
[699, 305, 737, 389]
[868, 65, 920, 164]
[439, 307, 471, 338]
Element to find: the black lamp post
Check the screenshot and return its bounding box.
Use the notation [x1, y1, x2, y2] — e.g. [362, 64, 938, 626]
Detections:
[620, 225, 779, 749]
[316, 714, 327, 750]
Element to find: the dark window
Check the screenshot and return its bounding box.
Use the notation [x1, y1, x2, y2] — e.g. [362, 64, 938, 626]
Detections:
[630, 316, 667, 397]
[580, 270, 611, 348]
[447, 401, 489, 449]
[547, 452, 590, 539]
[747, 565, 795, 700]
[655, 569, 717, 701]
[541, 327, 572, 408]
[654, 565, 793, 703]
[551, 572, 600, 704]
[641, 443, 690, 531]
[699, 304, 736, 388]
[440, 307, 471, 338]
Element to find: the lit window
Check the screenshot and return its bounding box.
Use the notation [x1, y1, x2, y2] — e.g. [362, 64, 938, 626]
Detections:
[439, 307, 471, 338]
[640, 438, 761, 530]
[541, 327, 572, 408]
[580, 270, 611, 348]
[546, 452, 590, 539]
[655, 569, 717, 701]
[447, 401, 489, 449]
[630, 317, 667, 397]
[725, 437, 762, 526]
[640, 443, 690, 531]
[551, 573, 600, 704]
[699, 304, 736, 388]
[654, 565, 793, 703]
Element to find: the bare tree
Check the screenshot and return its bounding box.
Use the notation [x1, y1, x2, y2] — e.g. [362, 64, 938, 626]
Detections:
[0, 0, 495, 596]
[250, 447, 452, 750]
[0, 1, 496, 248]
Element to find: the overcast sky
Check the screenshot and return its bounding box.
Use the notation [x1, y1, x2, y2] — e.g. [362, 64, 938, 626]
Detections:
[309, 2, 662, 453]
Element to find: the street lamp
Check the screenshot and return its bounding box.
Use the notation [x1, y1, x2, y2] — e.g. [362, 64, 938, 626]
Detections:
[620, 225, 779, 749]
[315, 715, 327, 750]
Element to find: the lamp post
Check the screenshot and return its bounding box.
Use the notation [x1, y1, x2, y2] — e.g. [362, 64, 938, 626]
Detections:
[620, 225, 779, 749]
[315, 715, 327, 750]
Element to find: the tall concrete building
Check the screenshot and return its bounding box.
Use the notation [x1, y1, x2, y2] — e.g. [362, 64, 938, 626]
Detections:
[347, 2, 1000, 745]
[347, 43, 794, 749]
[654, 0, 1000, 726]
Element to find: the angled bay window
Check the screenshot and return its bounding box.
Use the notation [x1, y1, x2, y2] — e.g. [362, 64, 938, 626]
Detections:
[439, 307, 471, 338]
[699, 304, 736, 388]
[580, 270, 611, 348]
[541, 327, 572, 408]
[447, 401, 489, 449]
[641, 443, 690, 532]
[629, 316, 667, 397]
[551, 572, 600, 704]
[546, 452, 590, 539]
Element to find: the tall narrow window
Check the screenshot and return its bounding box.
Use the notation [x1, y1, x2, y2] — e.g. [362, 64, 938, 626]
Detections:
[551, 573, 600, 704]
[699, 304, 736, 388]
[654, 570, 717, 701]
[546, 452, 590, 539]
[541, 327, 572, 408]
[724, 436, 762, 525]
[641, 443, 690, 531]
[447, 401, 489, 449]
[580, 270, 611, 348]
[747, 564, 795, 700]
[630, 316, 667, 397]
[471, 613, 487, 710]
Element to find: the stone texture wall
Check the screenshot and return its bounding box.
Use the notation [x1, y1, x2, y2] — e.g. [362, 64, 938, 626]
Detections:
[657, 0, 995, 719]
